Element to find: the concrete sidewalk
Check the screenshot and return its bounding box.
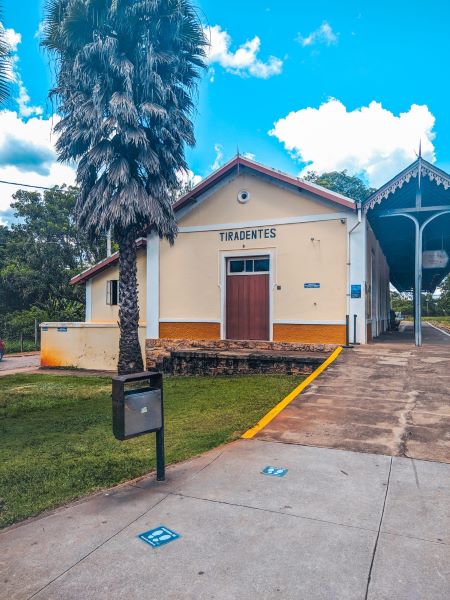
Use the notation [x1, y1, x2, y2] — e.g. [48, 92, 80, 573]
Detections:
[1, 439, 449, 600]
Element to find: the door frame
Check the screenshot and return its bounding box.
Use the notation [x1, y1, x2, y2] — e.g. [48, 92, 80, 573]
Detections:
[220, 249, 274, 341]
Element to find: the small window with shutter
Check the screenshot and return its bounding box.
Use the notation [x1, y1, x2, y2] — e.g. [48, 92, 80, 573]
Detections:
[106, 280, 119, 305]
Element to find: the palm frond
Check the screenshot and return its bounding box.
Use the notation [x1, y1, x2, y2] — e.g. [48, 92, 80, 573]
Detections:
[42, 0, 207, 241]
[0, 4, 11, 105]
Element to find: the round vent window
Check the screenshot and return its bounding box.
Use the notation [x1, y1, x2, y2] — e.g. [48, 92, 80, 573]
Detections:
[237, 190, 250, 204]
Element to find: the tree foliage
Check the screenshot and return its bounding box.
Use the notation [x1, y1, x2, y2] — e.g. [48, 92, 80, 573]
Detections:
[304, 170, 376, 204]
[390, 280, 450, 317]
[390, 291, 413, 316]
[0, 187, 106, 339]
[42, 0, 207, 241]
[436, 275, 450, 315]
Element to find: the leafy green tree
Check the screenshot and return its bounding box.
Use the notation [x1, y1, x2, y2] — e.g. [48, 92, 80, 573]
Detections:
[0, 187, 105, 322]
[437, 275, 450, 315]
[390, 291, 413, 316]
[304, 170, 376, 203]
[170, 172, 197, 203]
[0, 224, 10, 268]
[422, 292, 438, 317]
[42, 0, 207, 374]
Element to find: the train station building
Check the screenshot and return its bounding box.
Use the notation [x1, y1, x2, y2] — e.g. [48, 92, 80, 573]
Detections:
[40, 154, 449, 371]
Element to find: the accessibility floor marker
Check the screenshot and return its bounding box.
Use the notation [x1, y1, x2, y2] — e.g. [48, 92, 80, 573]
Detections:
[138, 526, 180, 548]
[261, 466, 288, 477]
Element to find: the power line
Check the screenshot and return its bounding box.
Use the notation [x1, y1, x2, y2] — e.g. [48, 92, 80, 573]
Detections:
[0, 179, 73, 192]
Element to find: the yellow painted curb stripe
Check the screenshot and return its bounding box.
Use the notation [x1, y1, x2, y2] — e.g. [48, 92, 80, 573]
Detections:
[241, 346, 343, 439]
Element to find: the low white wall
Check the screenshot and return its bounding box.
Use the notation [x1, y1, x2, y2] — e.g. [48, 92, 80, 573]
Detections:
[40, 323, 146, 371]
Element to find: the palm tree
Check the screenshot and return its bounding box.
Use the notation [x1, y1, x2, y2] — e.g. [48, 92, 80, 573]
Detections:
[0, 4, 11, 104]
[42, 0, 207, 374]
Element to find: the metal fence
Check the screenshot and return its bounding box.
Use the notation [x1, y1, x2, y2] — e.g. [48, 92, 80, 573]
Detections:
[0, 317, 40, 353]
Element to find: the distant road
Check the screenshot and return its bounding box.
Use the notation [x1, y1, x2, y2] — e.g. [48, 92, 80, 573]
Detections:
[0, 352, 40, 376]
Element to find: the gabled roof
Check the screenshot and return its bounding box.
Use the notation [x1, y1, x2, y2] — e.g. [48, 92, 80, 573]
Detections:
[363, 158, 450, 292]
[70, 238, 146, 285]
[173, 155, 356, 213]
[364, 157, 450, 213]
[71, 156, 356, 285]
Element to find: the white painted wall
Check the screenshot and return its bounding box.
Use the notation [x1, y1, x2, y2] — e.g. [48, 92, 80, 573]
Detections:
[85, 280, 92, 322]
[348, 211, 367, 344]
[146, 232, 160, 338]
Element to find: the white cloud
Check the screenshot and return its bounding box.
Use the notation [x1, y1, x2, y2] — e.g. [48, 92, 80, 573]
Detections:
[211, 143, 224, 171]
[3, 25, 42, 118]
[4, 26, 20, 53]
[34, 21, 46, 40]
[0, 111, 76, 224]
[205, 25, 282, 79]
[177, 168, 202, 189]
[0, 26, 76, 225]
[270, 99, 436, 188]
[297, 21, 338, 47]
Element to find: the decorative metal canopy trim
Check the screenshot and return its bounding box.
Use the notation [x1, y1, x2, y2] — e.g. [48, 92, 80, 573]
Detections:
[364, 159, 450, 213]
[364, 165, 419, 213]
[421, 162, 450, 191]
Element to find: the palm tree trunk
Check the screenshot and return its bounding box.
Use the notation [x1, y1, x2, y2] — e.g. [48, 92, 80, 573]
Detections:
[118, 230, 144, 374]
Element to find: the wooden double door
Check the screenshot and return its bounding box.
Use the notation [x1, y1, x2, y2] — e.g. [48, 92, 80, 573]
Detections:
[226, 256, 270, 341]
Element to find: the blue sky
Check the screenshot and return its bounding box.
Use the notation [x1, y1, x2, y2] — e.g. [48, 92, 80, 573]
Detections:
[1, 0, 449, 222]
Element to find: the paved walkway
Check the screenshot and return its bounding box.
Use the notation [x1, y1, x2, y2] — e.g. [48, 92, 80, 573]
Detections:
[1, 439, 449, 600]
[0, 353, 40, 376]
[1, 323, 450, 599]
[256, 322, 450, 463]
[0, 354, 113, 378]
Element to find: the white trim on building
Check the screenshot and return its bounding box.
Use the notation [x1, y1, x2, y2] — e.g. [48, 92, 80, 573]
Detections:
[178, 212, 351, 234]
[146, 232, 160, 339]
[85, 280, 92, 323]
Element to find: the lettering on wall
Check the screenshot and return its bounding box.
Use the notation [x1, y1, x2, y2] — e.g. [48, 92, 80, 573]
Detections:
[219, 228, 277, 242]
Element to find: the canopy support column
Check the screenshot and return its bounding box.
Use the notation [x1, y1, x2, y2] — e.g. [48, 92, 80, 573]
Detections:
[414, 222, 422, 346]
[381, 213, 422, 346]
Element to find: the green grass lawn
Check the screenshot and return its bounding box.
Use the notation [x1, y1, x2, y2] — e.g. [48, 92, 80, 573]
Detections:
[423, 316, 450, 325]
[404, 316, 450, 326]
[0, 373, 300, 528]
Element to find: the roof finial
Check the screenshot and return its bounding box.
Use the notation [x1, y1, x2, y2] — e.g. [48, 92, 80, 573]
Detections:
[236, 144, 240, 158]
[418, 139, 422, 159]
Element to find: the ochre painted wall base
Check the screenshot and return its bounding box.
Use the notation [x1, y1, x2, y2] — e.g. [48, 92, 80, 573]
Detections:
[273, 324, 346, 345]
[158, 322, 346, 344]
[159, 322, 220, 340]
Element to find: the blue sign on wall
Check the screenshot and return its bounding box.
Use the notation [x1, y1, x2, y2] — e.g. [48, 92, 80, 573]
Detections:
[261, 466, 289, 477]
[351, 284, 362, 299]
[304, 283, 320, 289]
[57, 327, 68, 332]
[138, 526, 180, 548]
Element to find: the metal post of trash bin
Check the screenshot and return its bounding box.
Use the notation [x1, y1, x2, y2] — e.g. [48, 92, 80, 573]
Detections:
[155, 423, 165, 481]
[155, 381, 165, 481]
[112, 371, 165, 481]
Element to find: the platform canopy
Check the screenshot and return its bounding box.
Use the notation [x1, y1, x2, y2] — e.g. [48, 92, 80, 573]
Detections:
[363, 157, 450, 293]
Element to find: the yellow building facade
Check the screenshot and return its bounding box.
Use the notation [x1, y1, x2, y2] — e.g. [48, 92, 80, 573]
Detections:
[41, 156, 390, 370]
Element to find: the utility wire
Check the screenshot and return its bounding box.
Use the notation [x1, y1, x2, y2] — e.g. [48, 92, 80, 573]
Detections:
[0, 179, 74, 192]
